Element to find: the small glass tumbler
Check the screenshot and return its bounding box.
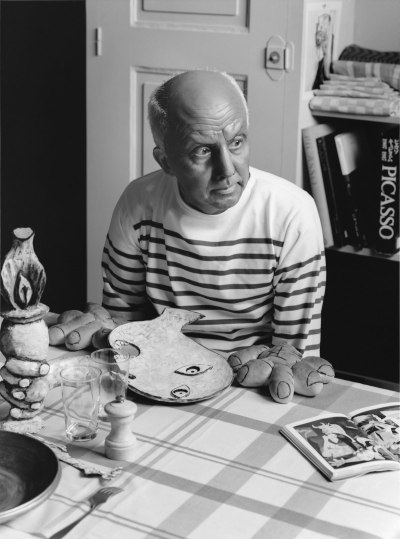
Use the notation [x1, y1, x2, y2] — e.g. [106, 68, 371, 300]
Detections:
[90, 348, 131, 421]
[60, 365, 101, 442]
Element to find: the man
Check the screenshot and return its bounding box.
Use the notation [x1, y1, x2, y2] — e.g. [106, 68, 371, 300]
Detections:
[102, 70, 326, 358]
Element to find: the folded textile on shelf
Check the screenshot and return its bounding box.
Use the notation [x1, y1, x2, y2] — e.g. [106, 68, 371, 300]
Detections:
[338, 44, 400, 66]
[314, 89, 394, 99]
[310, 69, 400, 117]
[309, 94, 400, 117]
[331, 60, 400, 91]
[314, 79, 397, 100]
[329, 73, 391, 85]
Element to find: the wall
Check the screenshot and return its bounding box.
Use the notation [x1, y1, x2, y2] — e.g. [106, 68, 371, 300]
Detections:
[355, 0, 400, 50]
[0, 0, 86, 313]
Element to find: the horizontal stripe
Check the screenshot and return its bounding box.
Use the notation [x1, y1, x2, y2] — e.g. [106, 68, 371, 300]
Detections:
[274, 296, 324, 311]
[275, 252, 324, 276]
[102, 303, 147, 313]
[103, 285, 146, 299]
[162, 297, 273, 315]
[168, 288, 271, 304]
[191, 311, 271, 327]
[106, 235, 143, 261]
[166, 259, 276, 276]
[102, 263, 145, 285]
[280, 267, 326, 284]
[142, 251, 277, 275]
[272, 313, 321, 326]
[167, 275, 272, 290]
[135, 220, 284, 248]
[274, 330, 321, 341]
[185, 330, 272, 344]
[145, 269, 272, 290]
[304, 342, 321, 352]
[103, 249, 144, 273]
[147, 244, 278, 262]
[275, 282, 325, 298]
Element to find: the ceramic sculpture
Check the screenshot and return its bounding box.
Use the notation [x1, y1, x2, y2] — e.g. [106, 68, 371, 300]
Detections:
[0, 228, 50, 433]
[108, 308, 234, 403]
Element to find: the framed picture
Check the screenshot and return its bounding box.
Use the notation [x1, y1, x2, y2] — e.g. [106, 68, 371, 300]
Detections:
[302, 0, 343, 93]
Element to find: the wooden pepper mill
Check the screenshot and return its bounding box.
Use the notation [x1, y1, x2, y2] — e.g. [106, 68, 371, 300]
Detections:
[104, 396, 137, 460]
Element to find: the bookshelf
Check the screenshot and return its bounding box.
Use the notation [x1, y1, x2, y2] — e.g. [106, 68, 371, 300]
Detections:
[309, 112, 400, 390]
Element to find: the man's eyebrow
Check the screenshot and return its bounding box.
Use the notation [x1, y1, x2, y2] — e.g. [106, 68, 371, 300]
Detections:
[227, 132, 247, 143]
[187, 131, 248, 149]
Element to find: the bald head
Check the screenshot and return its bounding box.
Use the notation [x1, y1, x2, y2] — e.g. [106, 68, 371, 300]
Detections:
[148, 70, 249, 151]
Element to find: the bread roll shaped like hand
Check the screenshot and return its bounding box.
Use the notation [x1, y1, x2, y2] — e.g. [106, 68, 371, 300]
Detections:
[57, 309, 84, 324]
[48, 312, 96, 345]
[236, 358, 274, 387]
[91, 327, 113, 350]
[65, 319, 103, 350]
[65, 304, 117, 349]
[85, 302, 114, 324]
[292, 361, 323, 396]
[302, 356, 335, 384]
[259, 343, 302, 367]
[268, 364, 294, 404]
[228, 345, 270, 372]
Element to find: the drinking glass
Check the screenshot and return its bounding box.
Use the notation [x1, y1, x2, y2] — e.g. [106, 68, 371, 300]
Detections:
[90, 348, 131, 421]
[60, 365, 101, 441]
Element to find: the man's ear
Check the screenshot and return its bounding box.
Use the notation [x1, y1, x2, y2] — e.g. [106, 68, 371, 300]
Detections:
[153, 147, 171, 174]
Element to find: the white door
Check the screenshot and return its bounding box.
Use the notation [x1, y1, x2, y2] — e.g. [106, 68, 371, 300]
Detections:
[85, 0, 353, 302]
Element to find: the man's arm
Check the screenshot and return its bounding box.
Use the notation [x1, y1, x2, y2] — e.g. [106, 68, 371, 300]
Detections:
[272, 196, 326, 356]
[101, 193, 154, 322]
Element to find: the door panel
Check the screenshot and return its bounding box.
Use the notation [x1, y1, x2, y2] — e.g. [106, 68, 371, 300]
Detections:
[138, 0, 247, 23]
[87, 0, 294, 302]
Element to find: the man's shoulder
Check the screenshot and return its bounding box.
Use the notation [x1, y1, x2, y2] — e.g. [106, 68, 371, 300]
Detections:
[249, 166, 313, 204]
[124, 169, 165, 195]
[113, 169, 168, 221]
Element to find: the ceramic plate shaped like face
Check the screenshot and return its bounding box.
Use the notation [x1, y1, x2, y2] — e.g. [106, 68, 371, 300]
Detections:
[108, 308, 234, 403]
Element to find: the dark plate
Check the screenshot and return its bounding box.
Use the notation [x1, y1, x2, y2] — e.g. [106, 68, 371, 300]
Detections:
[0, 431, 61, 523]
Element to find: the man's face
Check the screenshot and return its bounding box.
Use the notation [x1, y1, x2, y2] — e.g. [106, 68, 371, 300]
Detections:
[160, 74, 250, 215]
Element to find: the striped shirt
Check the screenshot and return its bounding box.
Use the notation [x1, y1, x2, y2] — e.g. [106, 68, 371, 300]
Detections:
[102, 166, 326, 357]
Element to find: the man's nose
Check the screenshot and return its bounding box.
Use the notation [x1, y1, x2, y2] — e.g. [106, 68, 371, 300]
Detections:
[214, 145, 235, 180]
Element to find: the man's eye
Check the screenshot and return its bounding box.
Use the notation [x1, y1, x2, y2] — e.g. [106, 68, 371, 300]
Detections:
[192, 146, 211, 157]
[229, 138, 243, 150]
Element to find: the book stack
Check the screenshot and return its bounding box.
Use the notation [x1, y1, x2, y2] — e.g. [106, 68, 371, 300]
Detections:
[302, 122, 400, 255]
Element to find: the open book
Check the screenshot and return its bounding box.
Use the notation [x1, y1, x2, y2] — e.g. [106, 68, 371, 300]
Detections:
[280, 402, 400, 481]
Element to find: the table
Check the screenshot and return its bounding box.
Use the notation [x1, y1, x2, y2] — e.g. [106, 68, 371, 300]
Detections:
[1, 346, 399, 539]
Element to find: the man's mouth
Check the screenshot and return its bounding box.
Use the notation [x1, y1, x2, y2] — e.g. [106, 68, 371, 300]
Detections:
[213, 182, 239, 195]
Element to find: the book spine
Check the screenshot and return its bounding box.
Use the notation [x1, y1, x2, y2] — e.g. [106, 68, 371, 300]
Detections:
[334, 137, 366, 250]
[316, 136, 348, 247]
[375, 126, 400, 255]
[302, 130, 334, 248]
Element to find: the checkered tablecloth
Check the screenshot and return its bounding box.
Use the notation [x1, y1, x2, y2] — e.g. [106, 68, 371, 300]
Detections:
[1, 347, 399, 539]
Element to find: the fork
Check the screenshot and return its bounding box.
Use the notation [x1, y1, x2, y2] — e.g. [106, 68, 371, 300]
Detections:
[49, 486, 123, 539]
